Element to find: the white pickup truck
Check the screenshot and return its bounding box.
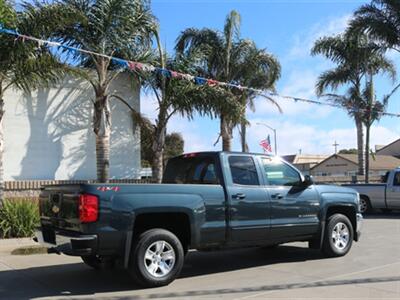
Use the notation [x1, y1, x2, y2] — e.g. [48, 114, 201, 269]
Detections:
[344, 168, 400, 213]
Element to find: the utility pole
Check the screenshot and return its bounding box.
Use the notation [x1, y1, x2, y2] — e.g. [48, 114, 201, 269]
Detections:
[333, 141, 339, 154]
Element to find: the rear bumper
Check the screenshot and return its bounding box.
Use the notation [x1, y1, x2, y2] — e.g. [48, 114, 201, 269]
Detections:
[34, 228, 97, 256]
[355, 213, 363, 241]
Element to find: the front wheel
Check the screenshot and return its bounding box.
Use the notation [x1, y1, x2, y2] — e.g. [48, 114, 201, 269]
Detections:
[129, 229, 185, 288]
[322, 214, 354, 257]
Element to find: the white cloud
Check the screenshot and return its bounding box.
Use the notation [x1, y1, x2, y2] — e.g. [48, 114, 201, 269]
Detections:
[251, 69, 334, 118]
[287, 14, 351, 60]
[246, 118, 399, 156]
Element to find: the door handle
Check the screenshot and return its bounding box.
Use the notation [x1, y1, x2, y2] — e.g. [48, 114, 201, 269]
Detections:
[271, 193, 284, 199]
[232, 193, 246, 200]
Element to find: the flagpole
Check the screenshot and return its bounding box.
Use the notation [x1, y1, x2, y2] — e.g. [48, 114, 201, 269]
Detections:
[256, 122, 277, 155]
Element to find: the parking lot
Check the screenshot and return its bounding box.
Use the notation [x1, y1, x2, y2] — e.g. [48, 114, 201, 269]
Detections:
[0, 214, 400, 300]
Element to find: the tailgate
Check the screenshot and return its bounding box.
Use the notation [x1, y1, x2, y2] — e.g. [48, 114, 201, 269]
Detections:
[39, 184, 82, 232]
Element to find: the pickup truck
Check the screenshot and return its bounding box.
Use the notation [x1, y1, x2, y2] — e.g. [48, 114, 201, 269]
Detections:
[35, 151, 362, 287]
[344, 168, 400, 213]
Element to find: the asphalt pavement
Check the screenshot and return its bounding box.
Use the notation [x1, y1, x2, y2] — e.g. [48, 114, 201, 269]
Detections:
[1, 213, 400, 299]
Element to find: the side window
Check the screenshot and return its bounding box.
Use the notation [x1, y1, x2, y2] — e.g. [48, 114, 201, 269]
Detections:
[163, 156, 219, 184]
[229, 156, 259, 186]
[393, 172, 400, 186]
[261, 157, 301, 186]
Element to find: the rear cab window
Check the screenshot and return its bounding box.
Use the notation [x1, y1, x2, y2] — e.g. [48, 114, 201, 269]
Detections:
[393, 172, 400, 186]
[163, 154, 220, 184]
[228, 156, 259, 186]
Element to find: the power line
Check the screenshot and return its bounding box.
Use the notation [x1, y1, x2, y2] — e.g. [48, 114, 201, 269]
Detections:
[1, 23, 400, 118]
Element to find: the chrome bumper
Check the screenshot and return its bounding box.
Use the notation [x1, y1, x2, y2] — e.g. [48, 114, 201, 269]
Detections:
[34, 229, 97, 256]
[356, 213, 363, 241]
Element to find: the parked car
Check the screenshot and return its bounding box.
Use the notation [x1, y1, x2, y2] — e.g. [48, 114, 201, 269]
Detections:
[344, 168, 400, 213]
[35, 151, 362, 287]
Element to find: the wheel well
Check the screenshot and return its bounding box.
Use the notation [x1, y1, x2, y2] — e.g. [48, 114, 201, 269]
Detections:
[360, 194, 371, 204]
[133, 213, 191, 248]
[326, 206, 357, 237]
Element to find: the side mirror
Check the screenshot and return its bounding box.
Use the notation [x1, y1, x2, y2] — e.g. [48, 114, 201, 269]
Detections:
[303, 175, 314, 186]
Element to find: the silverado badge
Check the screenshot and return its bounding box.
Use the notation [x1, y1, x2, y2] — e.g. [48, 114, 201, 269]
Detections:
[52, 205, 60, 214]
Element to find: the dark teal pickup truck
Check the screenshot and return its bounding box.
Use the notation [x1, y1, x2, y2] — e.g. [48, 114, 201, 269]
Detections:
[35, 151, 362, 287]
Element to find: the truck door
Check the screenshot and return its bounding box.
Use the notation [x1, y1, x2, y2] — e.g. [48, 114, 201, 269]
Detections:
[259, 156, 320, 239]
[224, 155, 271, 244]
[386, 171, 400, 208]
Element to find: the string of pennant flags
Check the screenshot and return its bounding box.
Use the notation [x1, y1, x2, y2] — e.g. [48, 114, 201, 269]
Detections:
[1, 23, 400, 118]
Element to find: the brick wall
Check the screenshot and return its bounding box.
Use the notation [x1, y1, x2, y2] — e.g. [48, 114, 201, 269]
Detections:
[4, 179, 155, 198]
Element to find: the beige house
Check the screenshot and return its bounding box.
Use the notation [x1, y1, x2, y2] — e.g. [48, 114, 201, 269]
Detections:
[310, 154, 400, 177]
[282, 154, 329, 175]
[376, 138, 400, 158]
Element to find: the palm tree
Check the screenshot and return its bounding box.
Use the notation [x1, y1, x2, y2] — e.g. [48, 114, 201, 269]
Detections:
[0, 0, 71, 205]
[229, 41, 281, 152]
[31, 0, 156, 183]
[141, 33, 242, 182]
[176, 11, 280, 151]
[351, 0, 400, 52]
[311, 32, 395, 176]
[361, 74, 399, 183]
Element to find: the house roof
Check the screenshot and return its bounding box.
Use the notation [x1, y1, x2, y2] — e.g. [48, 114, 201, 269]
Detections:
[282, 154, 329, 165]
[376, 138, 400, 155]
[311, 153, 400, 170]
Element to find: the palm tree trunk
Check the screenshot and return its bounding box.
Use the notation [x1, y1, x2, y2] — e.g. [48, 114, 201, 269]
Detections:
[221, 114, 232, 151]
[0, 95, 4, 207]
[355, 116, 365, 176]
[365, 124, 370, 184]
[240, 120, 248, 152]
[93, 93, 111, 183]
[152, 109, 167, 183]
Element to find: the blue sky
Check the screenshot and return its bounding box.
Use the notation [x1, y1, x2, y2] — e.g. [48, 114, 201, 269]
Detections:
[141, 0, 400, 155]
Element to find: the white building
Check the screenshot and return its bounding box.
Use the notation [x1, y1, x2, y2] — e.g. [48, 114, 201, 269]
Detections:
[4, 74, 141, 181]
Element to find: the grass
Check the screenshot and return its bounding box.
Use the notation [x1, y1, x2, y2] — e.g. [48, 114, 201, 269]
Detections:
[0, 198, 39, 239]
[11, 245, 47, 255]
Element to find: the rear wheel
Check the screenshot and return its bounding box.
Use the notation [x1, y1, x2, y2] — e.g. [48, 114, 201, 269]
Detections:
[129, 229, 185, 288]
[81, 255, 115, 270]
[359, 196, 371, 214]
[322, 214, 354, 257]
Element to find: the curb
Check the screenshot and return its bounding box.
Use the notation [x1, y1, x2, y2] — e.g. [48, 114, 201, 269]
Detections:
[0, 237, 36, 248]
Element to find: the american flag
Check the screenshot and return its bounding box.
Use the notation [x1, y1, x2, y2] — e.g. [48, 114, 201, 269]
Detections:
[259, 135, 272, 152]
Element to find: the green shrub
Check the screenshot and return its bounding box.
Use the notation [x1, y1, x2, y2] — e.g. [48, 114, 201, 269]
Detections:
[0, 198, 39, 238]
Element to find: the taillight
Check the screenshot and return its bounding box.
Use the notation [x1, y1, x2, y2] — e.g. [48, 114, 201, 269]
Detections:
[79, 194, 98, 223]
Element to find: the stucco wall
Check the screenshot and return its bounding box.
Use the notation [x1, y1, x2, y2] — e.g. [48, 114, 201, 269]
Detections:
[3, 74, 141, 180]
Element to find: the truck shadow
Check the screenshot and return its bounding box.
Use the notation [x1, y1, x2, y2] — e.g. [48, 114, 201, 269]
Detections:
[8, 244, 394, 299]
[0, 245, 323, 299]
[180, 244, 323, 278]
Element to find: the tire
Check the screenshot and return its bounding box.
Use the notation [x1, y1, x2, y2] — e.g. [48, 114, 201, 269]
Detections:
[322, 213, 354, 257]
[359, 196, 371, 214]
[129, 229, 185, 288]
[81, 255, 115, 270]
[261, 244, 279, 250]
